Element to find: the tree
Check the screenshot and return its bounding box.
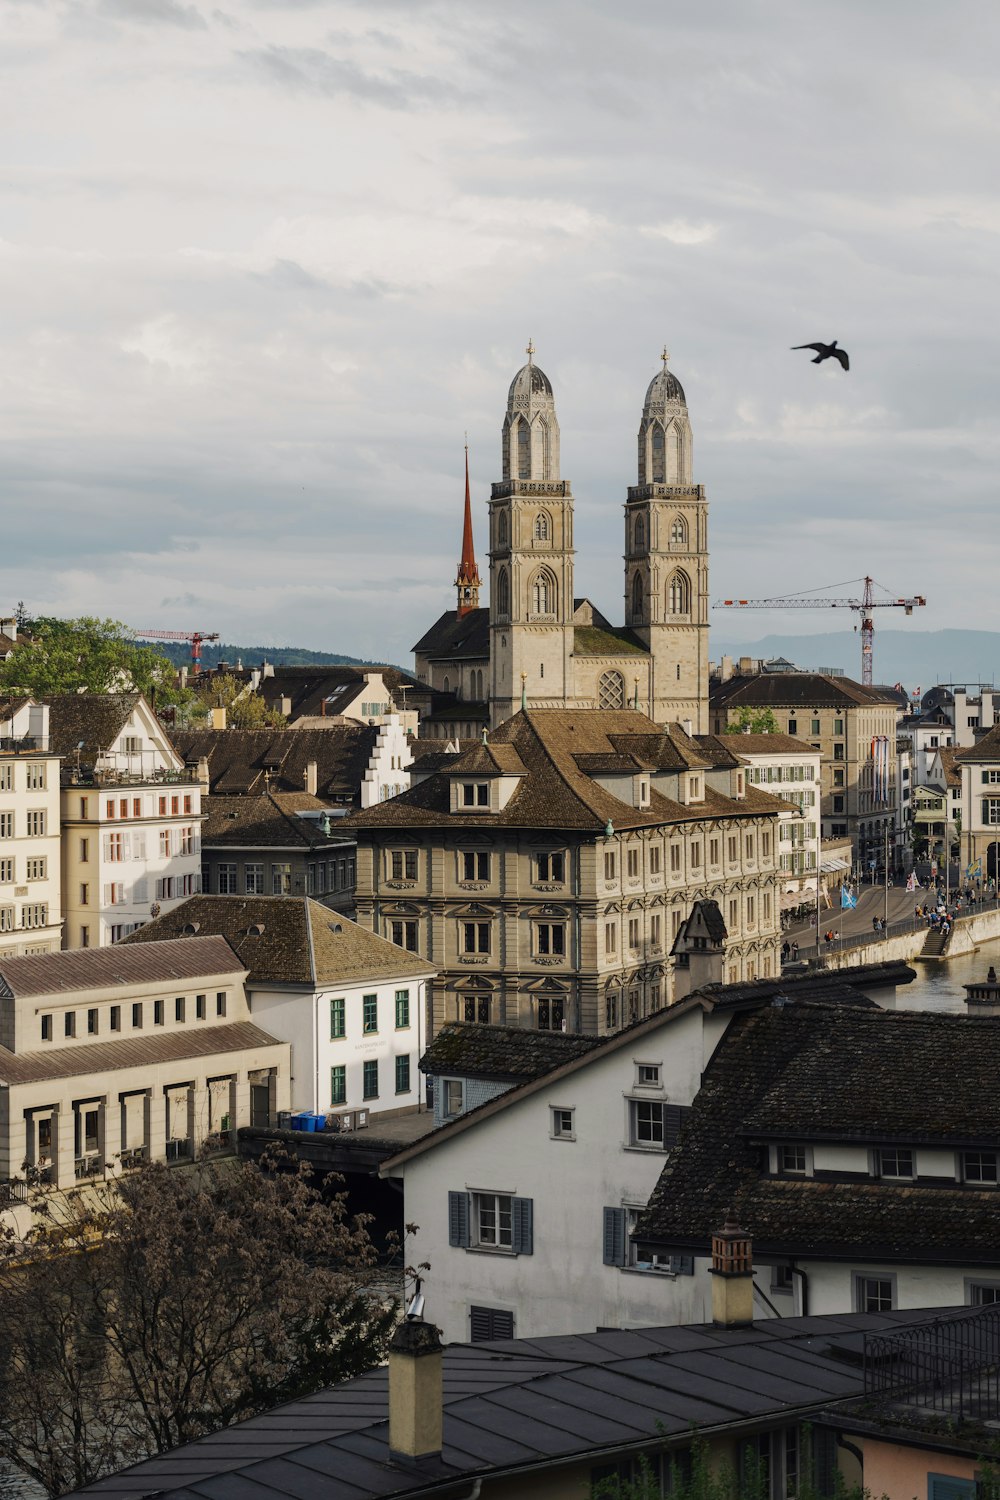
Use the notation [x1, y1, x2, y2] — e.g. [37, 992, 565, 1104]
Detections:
[0, 616, 180, 702]
[723, 706, 781, 736]
[0, 1153, 398, 1496]
[206, 673, 287, 728]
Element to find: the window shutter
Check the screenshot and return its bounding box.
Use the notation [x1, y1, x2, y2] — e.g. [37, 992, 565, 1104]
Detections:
[603, 1207, 627, 1267]
[928, 1479, 975, 1500]
[512, 1196, 533, 1256]
[122, 832, 131, 860]
[669, 1254, 694, 1276]
[812, 1427, 837, 1499]
[470, 1306, 514, 1343]
[448, 1191, 470, 1249]
[664, 1105, 692, 1148]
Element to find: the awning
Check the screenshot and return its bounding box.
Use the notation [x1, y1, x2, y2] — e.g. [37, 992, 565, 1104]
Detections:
[820, 855, 851, 873]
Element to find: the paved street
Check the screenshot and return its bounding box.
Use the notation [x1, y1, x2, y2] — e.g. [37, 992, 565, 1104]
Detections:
[785, 883, 923, 946]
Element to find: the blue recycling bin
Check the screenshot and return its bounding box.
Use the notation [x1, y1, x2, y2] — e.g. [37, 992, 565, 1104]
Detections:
[290, 1113, 312, 1132]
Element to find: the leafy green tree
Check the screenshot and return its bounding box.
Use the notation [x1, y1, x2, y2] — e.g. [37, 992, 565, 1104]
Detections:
[206, 673, 287, 728]
[723, 706, 781, 736]
[0, 1153, 397, 1496]
[0, 616, 180, 702]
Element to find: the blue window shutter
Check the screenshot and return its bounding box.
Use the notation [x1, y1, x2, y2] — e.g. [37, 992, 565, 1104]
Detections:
[448, 1191, 470, 1248]
[670, 1254, 694, 1276]
[929, 1478, 975, 1500]
[603, 1206, 627, 1266]
[512, 1196, 533, 1255]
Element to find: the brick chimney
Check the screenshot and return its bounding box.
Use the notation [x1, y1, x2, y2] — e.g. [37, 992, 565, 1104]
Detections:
[388, 1316, 443, 1462]
[710, 1215, 754, 1328]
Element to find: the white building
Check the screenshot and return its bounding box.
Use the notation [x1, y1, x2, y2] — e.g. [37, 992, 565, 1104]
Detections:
[0, 936, 289, 1201]
[0, 700, 63, 956]
[712, 731, 823, 915]
[46, 694, 204, 947]
[125, 895, 436, 1120]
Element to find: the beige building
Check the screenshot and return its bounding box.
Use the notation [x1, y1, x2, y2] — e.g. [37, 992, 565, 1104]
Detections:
[0, 936, 288, 1196]
[345, 708, 784, 1036]
[0, 699, 63, 956]
[46, 694, 205, 948]
[414, 347, 710, 736]
[954, 722, 1000, 879]
[710, 673, 898, 876]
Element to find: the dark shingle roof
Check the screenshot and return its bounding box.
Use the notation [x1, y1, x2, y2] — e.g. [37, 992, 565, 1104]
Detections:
[42, 693, 141, 756]
[710, 674, 896, 710]
[635, 1004, 1000, 1262]
[172, 726, 378, 802]
[0, 936, 243, 998]
[420, 1022, 603, 1081]
[67, 1308, 969, 1500]
[248, 664, 420, 721]
[201, 793, 343, 849]
[954, 723, 1000, 765]
[0, 1021, 281, 1087]
[412, 608, 490, 659]
[123, 897, 435, 987]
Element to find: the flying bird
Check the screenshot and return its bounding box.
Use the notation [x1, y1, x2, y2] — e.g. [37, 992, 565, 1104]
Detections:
[792, 340, 849, 370]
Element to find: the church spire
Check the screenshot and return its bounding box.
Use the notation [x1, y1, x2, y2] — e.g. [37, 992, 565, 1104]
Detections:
[455, 441, 481, 617]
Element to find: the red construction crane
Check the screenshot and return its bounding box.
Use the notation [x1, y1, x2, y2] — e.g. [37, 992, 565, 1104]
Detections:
[134, 628, 220, 674]
[716, 576, 926, 687]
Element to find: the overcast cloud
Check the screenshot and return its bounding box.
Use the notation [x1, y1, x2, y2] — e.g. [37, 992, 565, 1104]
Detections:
[2, 0, 999, 665]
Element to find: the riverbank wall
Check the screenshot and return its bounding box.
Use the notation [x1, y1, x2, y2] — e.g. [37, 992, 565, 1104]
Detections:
[821, 905, 1000, 972]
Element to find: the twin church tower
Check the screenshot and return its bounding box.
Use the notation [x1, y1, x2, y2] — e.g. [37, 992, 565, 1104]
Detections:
[414, 345, 710, 734]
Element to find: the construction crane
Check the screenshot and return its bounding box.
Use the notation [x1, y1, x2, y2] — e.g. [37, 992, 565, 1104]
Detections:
[134, 628, 220, 674]
[715, 576, 926, 687]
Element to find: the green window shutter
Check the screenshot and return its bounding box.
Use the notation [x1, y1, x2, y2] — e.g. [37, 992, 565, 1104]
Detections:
[603, 1206, 626, 1266]
[330, 1066, 346, 1106]
[448, 1191, 470, 1248]
[512, 1196, 533, 1255]
[395, 1055, 411, 1093]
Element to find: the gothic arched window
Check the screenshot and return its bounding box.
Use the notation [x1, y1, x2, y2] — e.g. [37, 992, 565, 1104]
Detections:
[634, 515, 645, 550]
[517, 419, 531, 480]
[533, 511, 550, 542]
[667, 570, 691, 615]
[497, 509, 508, 548]
[495, 567, 510, 620]
[598, 670, 625, 710]
[651, 424, 665, 483]
[632, 571, 644, 620]
[531, 570, 555, 615]
[670, 515, 687, 547]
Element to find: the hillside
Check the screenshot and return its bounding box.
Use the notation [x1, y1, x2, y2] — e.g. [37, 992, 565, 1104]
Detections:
[140, 642, 393, 671]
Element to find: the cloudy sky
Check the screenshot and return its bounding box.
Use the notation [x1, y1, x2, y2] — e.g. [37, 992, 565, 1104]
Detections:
[3, 0, 998, 667]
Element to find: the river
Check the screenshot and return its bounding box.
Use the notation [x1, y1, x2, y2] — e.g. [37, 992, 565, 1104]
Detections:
[895, 937, 1000, 1013]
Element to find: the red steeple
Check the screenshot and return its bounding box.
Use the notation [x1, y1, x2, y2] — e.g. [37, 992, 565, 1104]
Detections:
[455, 443, 481, 617]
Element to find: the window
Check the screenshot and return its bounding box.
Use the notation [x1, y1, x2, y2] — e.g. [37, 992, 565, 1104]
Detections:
[461, 782, 489, 808]
[650, 913, 661, 948]
[271, 863, 292, 895]
[363, 1059, 379, 1099]
[537, 994, 564, 1030]
[811, 718, 821, 735]
[536, 850, 565, 882]
[390, 919, 418, 952]
[41, 1014, 52, 1042]
[462, 850, 489, 881]
[535, 922, 565, 957]
[132, 1003, 143, 1028]
[874, 1147, 913, 1180]
[627, 917, 640, 950]
[0, 765, 11, 792]
[175, 996, 185, 1023]
[64, 1011, 76, 1038]
[0, 858, 11, 883]
[598, 670, 625, 711]
[983, 800, 1000, 827]
[533, 510, 549, 541]
[967, 1281, 1000, 1306]
[637, 1064, 661, 1087]
[463, 993, 491, 1024]
[469, 1306, 514, 1342]
[771, 1265, 794, 1295]
[395, 989, 410, 1029]
[395, 1055, 411, 1094]
[86, 1008, 98, 1035]
[649, 844, 661, 875]
[604, 850, 616, 881]
[108, 1005, 121, 1032]
[761, 831, 770, 858]
[983, 770, 1000, 785]
[670, 515, 687, 546]
[21, 903, 48, 929]
[474, 1192, 513, 1250]
[362, 994, 378, 1034]
[196, 993, 206, 1019]
[330, 1066, 346, 1106]
[854, 1274, 896, 1313]
[788, 719, 797, 736]
[833, 743, 845, 761]
[391, 849, 418, 880]
[962, 1150, 998, 1183]
[550, 1107, 574, 1139]
[667, 570, 690, 614]
[834, 718, 844, 735]
[443, 1079, 464, 1117]
[25, 857, 46, 881]
[626, 847, 639, 879]
[780, 1143, 808, 1175]
[628, 1100, 678, 1149]
[217, 863, 237, 894]
[531, 571, 554, 614]
[151, 1000, 163, 1026]
[462, 921, 491, 954]
[0, 812, 11, 841]
[216, 991, 227, 1017]
[106, 831, 124, 862]
[245, 864, 264, 894]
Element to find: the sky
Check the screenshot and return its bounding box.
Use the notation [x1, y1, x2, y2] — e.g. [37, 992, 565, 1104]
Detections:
[3, 0, 999, 668]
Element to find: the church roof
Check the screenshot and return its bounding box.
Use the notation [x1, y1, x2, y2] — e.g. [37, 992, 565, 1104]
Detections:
[507, 361, 553, 402]
[412, 608, 490, 660]
[573, 623, 649, 657]
[643, 365, 687, 410]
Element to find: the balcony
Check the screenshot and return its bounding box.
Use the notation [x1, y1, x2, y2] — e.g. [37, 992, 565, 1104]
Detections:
[0, 1178, 28, 1207]
[118, 1144, 148, 1169]
[165, 1138, 192, 1163]
[74, 1154, 103, 1181]
[61, 766, 199, 789]
[865, 1307, 1000, 1427]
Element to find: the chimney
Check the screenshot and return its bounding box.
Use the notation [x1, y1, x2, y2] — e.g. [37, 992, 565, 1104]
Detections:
[179, 666, 188, 690]
[211, 707, 227, 731]
[388, 1317, 443, 1462]
[304, 760, 318, 796]
[710, 1216, 754, 1328]
[196, 756, 210, 793]
[280, 695, 292, 717]
[682, 718, 693, 737]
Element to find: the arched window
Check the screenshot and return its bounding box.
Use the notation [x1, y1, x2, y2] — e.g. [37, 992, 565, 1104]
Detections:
[517, 419, 531, 480]
[497, 510, 508, 548]
[599, 670, 625, 710]
[443, 675, 451, 693]
[495, 567, 510, 619]
[533, 511, 550, 542]
[632, 571, 644, 620]
[667, 570, 691, 615]
[531, 571, 555, 615]
[634, 515, 645, 550]
[651, 424, 665, 483]
[665, 423, 678, 478]
[670, 515, 687, 547]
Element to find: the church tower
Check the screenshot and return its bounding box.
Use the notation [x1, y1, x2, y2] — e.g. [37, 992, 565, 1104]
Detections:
[454, 444, 481, 617]
[624, 350, 709, 731]
[489, 342, 575, 726]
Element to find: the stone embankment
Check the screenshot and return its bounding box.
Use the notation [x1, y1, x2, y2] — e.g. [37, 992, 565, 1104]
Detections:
[821, 905, 1000, 972]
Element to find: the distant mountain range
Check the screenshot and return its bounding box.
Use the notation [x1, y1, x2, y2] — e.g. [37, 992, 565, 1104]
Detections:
[146, 642, 390, 671]
[712, 630, 1000, 692]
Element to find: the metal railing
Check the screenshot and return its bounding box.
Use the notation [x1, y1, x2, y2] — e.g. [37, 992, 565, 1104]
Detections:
[865, 1307, 1000, 1424]
[61, 767, 198, 788]
[0, 1178, 28, 1207]
[790, 894, 1000, 964]
[74, 1154, 103, 1181]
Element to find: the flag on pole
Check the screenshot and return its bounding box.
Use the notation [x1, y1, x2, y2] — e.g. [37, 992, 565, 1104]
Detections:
[841, 886, 858, 910]
[906, 872, 917, 892]
[967, 859, 982, 879]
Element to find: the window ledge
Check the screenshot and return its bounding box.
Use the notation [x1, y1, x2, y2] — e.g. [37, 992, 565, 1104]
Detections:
[623, 1144, 668, 1154]
[621, 1265, 677, 1278]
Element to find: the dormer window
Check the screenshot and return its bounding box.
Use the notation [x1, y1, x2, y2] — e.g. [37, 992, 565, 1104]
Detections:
[462, 783, 489, 808]
[779, 1143, 810, 1176]
[687, 774, 702, 801]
